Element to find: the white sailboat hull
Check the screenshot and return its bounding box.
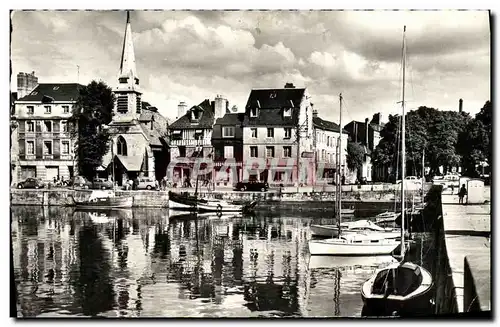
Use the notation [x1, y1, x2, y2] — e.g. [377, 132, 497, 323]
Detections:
[308, 238, 400, 256]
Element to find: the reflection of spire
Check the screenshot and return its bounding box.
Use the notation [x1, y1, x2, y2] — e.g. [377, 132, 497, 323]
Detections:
[333, 268, 341, 316]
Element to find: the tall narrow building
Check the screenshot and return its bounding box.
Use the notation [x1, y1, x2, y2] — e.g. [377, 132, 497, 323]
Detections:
[100, 11, 170, 185]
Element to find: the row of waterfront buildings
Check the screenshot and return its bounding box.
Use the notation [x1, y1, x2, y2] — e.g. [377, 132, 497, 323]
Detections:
[10, 12, 387, 188]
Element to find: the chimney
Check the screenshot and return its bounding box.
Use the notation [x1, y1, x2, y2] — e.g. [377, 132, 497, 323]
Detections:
[459, 98, 463, 113]
[17, 72, 38, 99]
[365, 118, 369, 148]
[214, 94, 227, 119]
[284, 82, 295, 89]
[311, 103, 318, 118]
[177, 101, 187, 119]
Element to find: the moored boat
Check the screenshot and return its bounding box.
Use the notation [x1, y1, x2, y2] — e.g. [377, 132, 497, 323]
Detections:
[361, 261, 433, 315]
[72, 190, 133, 209]
[168, 191, 257, 213]
[308, 232, 400, 256]
[311, 219, 400, 238]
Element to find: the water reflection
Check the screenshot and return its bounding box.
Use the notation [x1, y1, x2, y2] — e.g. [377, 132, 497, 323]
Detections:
[11, 205, 433, 318]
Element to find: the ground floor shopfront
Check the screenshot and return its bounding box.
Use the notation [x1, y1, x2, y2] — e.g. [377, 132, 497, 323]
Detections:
[14, 159, 75, 184]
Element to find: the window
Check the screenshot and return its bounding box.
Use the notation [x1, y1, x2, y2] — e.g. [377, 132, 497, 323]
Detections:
[43, 141, 52, 155]
[61, 121, 68, 132]
[250, 146, 258, 158]
[27, 106, 34, 115]
[117, 95, 128, 113]
[283, 146, 292, 158]
[63, 105, 70, 114]
[172, 130, 182, 140]
[26, 141, 34, 155]
[222, 126, 235, 138]
[136, 96, 142, 114]
[250, 107, 258, 117]
[26, 121, 34, 132]
[322, 149, 326, 161]
[284, 128, 292, 139]
[117, 136, 128, 156]
[44, 106, 51, 114]
[191, 110, 201, 121]
[178, 146, 186, 157]
[44, 121, 52, 132]
[267, 128, 274, 138]
[251, 128, 257, 138]
[266, 146, 275, 158]
[62, 141, 70, 154]
[224, 146, 234, 159]
[283, 108, 292, 117]
[195, 129, 203, 140]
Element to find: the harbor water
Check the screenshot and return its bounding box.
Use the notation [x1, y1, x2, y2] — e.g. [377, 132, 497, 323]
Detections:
[11, 205, 436, 318]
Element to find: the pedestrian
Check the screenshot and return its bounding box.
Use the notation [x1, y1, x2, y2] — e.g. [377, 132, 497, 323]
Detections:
[342, 175, 346, 185]
[155, 179, 159, 190]
[458, 184, 467, 204]
[450, 184, 454, 194]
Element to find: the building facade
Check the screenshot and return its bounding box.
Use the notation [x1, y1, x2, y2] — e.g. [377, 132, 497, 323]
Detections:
[211, 112, 244, 186]
[100, 12, 169, 185]
[242, 83, 314, 186]
[11, 79, 82, 184]
[312, 109, 349, 183]
[343, 112, 385, 182]
[168, 96, 228, 185]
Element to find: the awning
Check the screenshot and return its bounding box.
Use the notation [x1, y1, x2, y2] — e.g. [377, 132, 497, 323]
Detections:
[116, 155, 143, 171]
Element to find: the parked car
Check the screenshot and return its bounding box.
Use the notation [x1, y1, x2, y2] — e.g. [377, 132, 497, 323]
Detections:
[134, 177, 157, 190]
[67, 176, 92, 189]
[235, 181, 269, 192]
[17, 178, 45, 189]
[92, 178, 114, 190]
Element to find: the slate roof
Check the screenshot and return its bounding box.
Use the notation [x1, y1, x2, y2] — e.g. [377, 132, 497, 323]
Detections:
[242, 88, 306, 127]
[245, 88, 305, 110]
[313, 116, 349, 134]
[169, 99, 215, 129]
[17, 83, 84, 102]
[214, 112, 244, 125]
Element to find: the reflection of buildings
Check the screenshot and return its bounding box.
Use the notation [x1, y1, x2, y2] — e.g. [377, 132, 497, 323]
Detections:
[14, 207, 314, 317]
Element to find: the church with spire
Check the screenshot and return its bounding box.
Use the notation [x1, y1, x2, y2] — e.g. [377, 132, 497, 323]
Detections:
[100, 11, 170, 186]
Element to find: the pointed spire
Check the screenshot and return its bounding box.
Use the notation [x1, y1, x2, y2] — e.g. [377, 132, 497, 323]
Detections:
[119, 10, 138, 83]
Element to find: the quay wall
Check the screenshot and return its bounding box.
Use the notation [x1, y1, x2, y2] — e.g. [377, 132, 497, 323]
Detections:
[10, 188, 423, 208]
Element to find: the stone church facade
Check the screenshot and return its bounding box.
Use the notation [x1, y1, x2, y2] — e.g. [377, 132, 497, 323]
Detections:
[100, 11, 169, 185]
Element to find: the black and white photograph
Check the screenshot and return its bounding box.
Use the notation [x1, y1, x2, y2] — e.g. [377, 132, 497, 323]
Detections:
[8, 8, 491, 318]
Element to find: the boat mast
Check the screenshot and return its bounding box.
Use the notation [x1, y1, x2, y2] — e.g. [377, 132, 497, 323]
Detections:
[111, 138, 116, 193]
[400, 25, 407, 258]
[338, 93, 343, 238]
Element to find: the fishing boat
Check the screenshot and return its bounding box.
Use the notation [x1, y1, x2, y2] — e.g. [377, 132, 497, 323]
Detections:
[308, 94, 400, 256]
[72, 190, 133, 209]
[361, 26, 433, 315]
[310, 219, 400, 238]
[375, 211, 399, 223]
[168, 208, 243, 220]
[168, 191, 257, 213]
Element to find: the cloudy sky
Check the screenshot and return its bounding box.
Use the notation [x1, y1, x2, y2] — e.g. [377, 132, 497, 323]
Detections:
[10, 10, 490, 123]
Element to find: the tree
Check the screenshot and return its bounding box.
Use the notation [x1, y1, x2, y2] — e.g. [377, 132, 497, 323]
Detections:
[346, 141, 365, 177]
[475, 101, 492, 166]
[69, 81, 115, 180]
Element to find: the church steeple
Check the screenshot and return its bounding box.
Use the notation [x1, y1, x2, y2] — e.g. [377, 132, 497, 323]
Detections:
[114, 10, 142, 119]
[118, 10, 139, 89]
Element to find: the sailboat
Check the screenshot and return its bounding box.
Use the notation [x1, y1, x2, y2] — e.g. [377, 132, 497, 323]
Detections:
[361, 26, 433, 314]
[308, 94, 400, 256]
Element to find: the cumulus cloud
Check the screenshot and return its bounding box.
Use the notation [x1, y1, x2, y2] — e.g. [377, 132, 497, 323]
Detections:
[11, 10, 490, 123]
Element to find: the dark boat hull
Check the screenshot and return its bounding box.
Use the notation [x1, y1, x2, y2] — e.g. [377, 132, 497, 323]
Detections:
[73, 196, 133, 209]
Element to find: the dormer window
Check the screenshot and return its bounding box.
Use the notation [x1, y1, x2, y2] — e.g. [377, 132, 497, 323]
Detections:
[250, 107, 258, 118]
[44, 106, 52, 114]
[135, 77, 139, 85]
[283, 108, 292, 117]
[27, 106, 34, 115]
[269, 92, 277, 99]
[191, 110, 201, 121]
